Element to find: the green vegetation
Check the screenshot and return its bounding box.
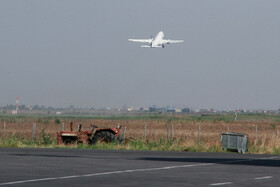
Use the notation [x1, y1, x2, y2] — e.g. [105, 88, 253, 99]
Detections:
[1, 112, 279, 123]
[0, 111, 274, 124]
[0, 137, 201, 151]
[54, 118, 61, 124]
[0, 135, 22, 148]
[1, 113, 280, 154]
[0, 129, 57, 148]
[0, 136, 279, 154]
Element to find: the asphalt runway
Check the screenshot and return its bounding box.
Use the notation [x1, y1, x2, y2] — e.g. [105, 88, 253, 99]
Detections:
[0, 148, 279, 186]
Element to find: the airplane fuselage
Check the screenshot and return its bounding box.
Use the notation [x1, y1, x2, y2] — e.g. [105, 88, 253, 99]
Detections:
[152, 31, 164, 48]
[128, 31, 183, 48]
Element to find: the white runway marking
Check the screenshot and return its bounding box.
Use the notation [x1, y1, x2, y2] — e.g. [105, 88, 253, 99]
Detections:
[0, 163, 215, 185]
[260, 156, 278, 160]
[254, 176, 272, 180]
[0, 156, 278, 186]
[210, 182, 232, 186]
[209, 175, 274, 185]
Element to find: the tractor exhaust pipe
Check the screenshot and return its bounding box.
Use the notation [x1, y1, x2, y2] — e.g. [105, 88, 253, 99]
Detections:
[78, 124, 82, 132]
[70, 122, 73, 132]
[90, 124, 98, 132]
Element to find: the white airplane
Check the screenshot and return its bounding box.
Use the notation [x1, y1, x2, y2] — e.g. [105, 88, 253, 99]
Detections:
[128, 31, 184, 48]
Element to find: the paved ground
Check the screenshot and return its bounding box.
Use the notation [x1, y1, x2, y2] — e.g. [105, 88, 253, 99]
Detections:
[0, 148, 279, 186]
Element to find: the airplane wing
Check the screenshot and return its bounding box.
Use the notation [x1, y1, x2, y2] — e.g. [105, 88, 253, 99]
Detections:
[140, 45, 152, 48]
[128, 39, 153, 44]
[162, 39, 184, 44]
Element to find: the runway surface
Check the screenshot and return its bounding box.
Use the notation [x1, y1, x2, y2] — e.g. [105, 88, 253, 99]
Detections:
[0, 148, 279, 186]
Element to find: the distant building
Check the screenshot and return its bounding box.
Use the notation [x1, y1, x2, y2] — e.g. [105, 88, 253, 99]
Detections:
[56, 111, 62, 115]
[175, 109, 182, 113]
[127, 107, 133, 111]
[167, 108, 176, 112]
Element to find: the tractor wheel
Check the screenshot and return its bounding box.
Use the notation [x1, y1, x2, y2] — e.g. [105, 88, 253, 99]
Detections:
[63, 137, 72, 145]
[91, 131, 117, 144]
[62, 136, 77, 145]
[117, 134, 125, 144]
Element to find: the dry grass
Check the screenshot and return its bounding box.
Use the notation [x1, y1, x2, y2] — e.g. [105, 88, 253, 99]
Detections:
[1, 116, 280, 154]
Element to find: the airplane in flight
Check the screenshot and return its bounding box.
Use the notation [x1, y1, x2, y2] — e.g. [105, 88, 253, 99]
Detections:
[128, 31, 184, 48]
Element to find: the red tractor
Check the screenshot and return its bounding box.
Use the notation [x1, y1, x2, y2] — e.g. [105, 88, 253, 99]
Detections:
[57, 122, 124, 145]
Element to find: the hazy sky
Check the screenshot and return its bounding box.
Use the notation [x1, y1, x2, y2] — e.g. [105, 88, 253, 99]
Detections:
[1, 1, 280, 110]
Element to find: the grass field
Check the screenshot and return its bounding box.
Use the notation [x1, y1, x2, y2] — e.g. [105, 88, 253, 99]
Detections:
[0, 113, 280, 154]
